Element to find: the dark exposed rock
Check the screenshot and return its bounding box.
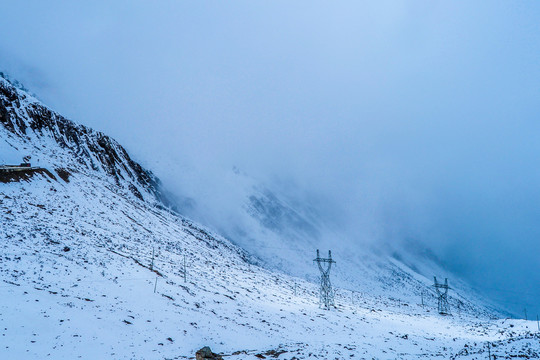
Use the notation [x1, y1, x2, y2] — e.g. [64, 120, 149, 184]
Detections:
[129, 183, 144, 200]
[0, 167, 56, 183]
[264, 349, 288, 358]
[196, 346, 223, 360]
[0, 74, 167, 203]
[55, 168, 71, 182]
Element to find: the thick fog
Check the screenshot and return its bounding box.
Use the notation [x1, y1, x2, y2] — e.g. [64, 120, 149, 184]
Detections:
[2, 1, 540, 317]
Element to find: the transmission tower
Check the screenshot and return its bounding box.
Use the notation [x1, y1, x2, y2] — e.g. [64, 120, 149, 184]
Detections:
[314, 249, 336, 309]
[433, 276, 451, 315]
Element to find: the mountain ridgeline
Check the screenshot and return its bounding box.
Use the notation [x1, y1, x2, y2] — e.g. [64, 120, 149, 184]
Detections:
[0, 74, 166, 204]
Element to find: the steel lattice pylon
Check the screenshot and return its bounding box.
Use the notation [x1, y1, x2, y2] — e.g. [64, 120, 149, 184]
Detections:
[314, 249, 336, 309]
[433, 276, 451, 315]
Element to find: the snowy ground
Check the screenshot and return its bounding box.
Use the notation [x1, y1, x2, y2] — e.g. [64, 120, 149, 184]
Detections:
[1, 170, 539, 359]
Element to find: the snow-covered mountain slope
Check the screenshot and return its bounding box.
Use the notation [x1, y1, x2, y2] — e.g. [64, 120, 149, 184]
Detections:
[0, 73, 167, 205]
[170, 167, 507, 319]
[1, 75, 539, 359]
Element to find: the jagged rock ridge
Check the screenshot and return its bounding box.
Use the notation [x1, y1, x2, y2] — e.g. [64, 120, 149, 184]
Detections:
[0, 74, 162, 202]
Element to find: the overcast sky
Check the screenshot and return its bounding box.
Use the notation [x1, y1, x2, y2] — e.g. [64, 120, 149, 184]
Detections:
[2, 1, 540, 316]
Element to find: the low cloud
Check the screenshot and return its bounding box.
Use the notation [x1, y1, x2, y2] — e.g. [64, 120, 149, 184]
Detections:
[2, 1, 540, 316]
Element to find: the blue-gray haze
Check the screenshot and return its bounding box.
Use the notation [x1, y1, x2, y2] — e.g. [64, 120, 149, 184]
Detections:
[2, 1, 540, 317]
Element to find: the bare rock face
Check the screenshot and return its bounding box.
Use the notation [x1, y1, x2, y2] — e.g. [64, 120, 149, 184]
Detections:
[0, 73, 170, 205]
[195, 346, 223, 360]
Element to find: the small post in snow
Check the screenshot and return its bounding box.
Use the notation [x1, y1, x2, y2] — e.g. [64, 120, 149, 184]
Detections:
[487, 342, 491, 359]
[150, 247, 155, 271]
[183, 254, 187, 283]
[154, 277, 158, 293]
[524, 308, 528, 321]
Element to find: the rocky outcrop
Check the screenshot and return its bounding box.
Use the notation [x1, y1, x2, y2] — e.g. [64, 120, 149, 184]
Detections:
[0, 167, 56, 183]
[0, 74, 166, 203]
[195, 346, 223, 360]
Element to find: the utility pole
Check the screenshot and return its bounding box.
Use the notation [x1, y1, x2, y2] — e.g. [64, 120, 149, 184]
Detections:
[524, 308, 528, 321]
[433, 277, 451, 315]
[154, 277, 158, 293]
[314, 249, 336, 310]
